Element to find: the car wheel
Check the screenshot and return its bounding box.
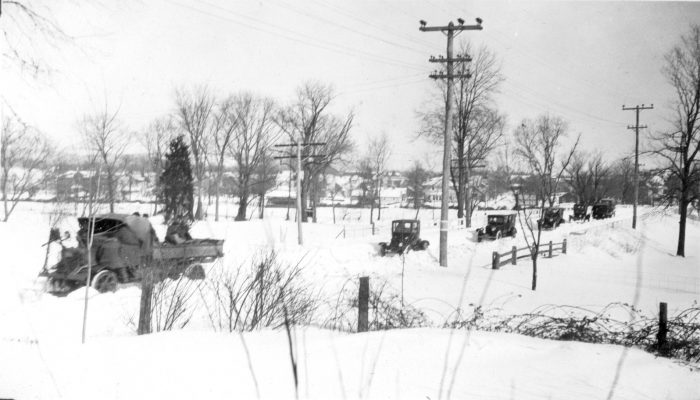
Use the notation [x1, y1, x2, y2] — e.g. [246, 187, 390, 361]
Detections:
[379, 244, 386, 257]
[511, 228, 517, 237]
[185, 264, 205, 280]
[91, 270, 118, 293]
[495, 231, 502, 240]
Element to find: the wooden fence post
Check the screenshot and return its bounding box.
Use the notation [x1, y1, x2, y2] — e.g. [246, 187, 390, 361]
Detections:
[511, 246, 517, 265]
[548, 241, 553, 258]
[343, 226, 346, 239]
[492, 252, 501, 270]
[562, 239, 567, 254]
[371, 222, 375, 236]
[358, 276, 369, 333]
[657, 302, 668, 352]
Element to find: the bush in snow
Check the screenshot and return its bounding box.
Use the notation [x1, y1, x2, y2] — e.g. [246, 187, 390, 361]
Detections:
[148, 260, 208, 332]
[202, 251, 318, 332]
[446, 302, 700, 363]
[323, 278, 429, 332]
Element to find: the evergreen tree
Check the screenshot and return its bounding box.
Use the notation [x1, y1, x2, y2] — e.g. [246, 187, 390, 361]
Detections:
[158, 135, 194, 224]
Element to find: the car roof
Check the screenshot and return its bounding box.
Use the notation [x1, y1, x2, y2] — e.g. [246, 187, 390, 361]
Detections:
[77, 213, 130, 222]
[392, 219, 420, 223]
[486, 211, 517, 216]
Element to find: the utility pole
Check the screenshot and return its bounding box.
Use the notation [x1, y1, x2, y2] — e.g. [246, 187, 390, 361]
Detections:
[420, 17, 483, 267]
[274, 142, 325, 245]
[622, 103, 653, 229]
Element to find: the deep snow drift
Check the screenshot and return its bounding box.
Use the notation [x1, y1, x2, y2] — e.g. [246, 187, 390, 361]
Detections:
[1, 202, 698, 399]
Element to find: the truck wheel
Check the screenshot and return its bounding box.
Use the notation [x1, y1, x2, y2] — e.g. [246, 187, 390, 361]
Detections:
[92, 270, 118, 293]
[185, 264, 205, 280]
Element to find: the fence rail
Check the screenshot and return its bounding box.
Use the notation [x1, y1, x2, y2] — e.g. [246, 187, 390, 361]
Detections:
[492, 239, 567, 270]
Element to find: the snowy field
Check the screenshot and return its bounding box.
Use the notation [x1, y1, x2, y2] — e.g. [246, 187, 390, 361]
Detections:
[1, 201, 699, 399]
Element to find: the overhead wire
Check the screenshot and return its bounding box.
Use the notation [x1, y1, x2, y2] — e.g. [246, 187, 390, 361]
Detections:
[306, 0, 439, 51]
[267, 0, 432, 56]
[337, 73, 428, 96]
[165, 0, 428, 73]
[503, 79, 628, 126]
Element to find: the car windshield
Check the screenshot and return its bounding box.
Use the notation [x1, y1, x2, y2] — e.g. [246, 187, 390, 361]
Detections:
[393, 221, 416, 233]
[545, 209, 561, 217]
[488, 216, 505, 224]
[78, 218, 124, 235]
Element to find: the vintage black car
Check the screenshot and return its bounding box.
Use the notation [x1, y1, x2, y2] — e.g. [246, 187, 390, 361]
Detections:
[379, 220, 429, 256]
[569, 203, 591, 222]
[476, 213, 517, 242]
[538, 207, 565, 229]
[592, 198, 616, 219]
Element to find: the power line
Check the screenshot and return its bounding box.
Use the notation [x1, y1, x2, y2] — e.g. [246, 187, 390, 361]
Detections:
[166, 0, 427, 72]
[338, 75, 427, 96]
[503, 80, 628, 126]
[269, 0, 432, 56]
[308, 0, 438, 51]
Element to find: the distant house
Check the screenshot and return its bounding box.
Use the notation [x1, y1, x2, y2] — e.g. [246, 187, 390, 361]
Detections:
[379, 187, 405, 207]
[265, 188, 296, 206]
[423, 176, 457, 207]
[382, 171, 407, 188]
[55, 170, 98, 200]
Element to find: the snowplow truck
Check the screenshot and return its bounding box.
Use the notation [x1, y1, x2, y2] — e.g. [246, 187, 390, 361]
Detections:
[40, 214, 224, 294]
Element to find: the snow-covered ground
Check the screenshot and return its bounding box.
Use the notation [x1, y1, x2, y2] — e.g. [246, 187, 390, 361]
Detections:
[1, 201, 698, 399]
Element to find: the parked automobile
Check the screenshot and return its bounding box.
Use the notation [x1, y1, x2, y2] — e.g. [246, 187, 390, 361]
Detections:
[538, 207, 565, 229]
[569, 203, 591, 222]
[378, 220, 429, 256]
[592, 198, 616, 219]
[476, 212, 517, 242]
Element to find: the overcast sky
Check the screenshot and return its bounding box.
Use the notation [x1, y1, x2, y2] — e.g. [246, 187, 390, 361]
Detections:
[3, 0, 698, 170]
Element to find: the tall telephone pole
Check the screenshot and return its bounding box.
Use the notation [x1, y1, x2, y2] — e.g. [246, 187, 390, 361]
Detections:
[622, 103, 653, 229]
[274, 142, 325, 245]
[420, 18, 482, 267]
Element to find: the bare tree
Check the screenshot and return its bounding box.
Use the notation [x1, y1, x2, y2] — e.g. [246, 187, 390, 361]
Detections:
[405, 161, 429, 209]
[651, 24, 700, 257]
[141, 116, 177, 215]
[1, 1, 73, 78]
[356, 156, 375, 209]
[228, 93, 277, 221]
[419, 43, 505, 225]
[609, 158, 635, 203]
[175, 86, 214, 220]
[250, 150, 279, 219]
[1, 115, 51, 221]
[566, 150, 608, 205]
[370, 134, 391, 222]
[209, 97, 238, 221]
[514, 114, 580, 290]
[275, 82, 353, 222]
[588, 152, 610, 203]
[81, 107, 128, 214]
[566, 151, 591, 204]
